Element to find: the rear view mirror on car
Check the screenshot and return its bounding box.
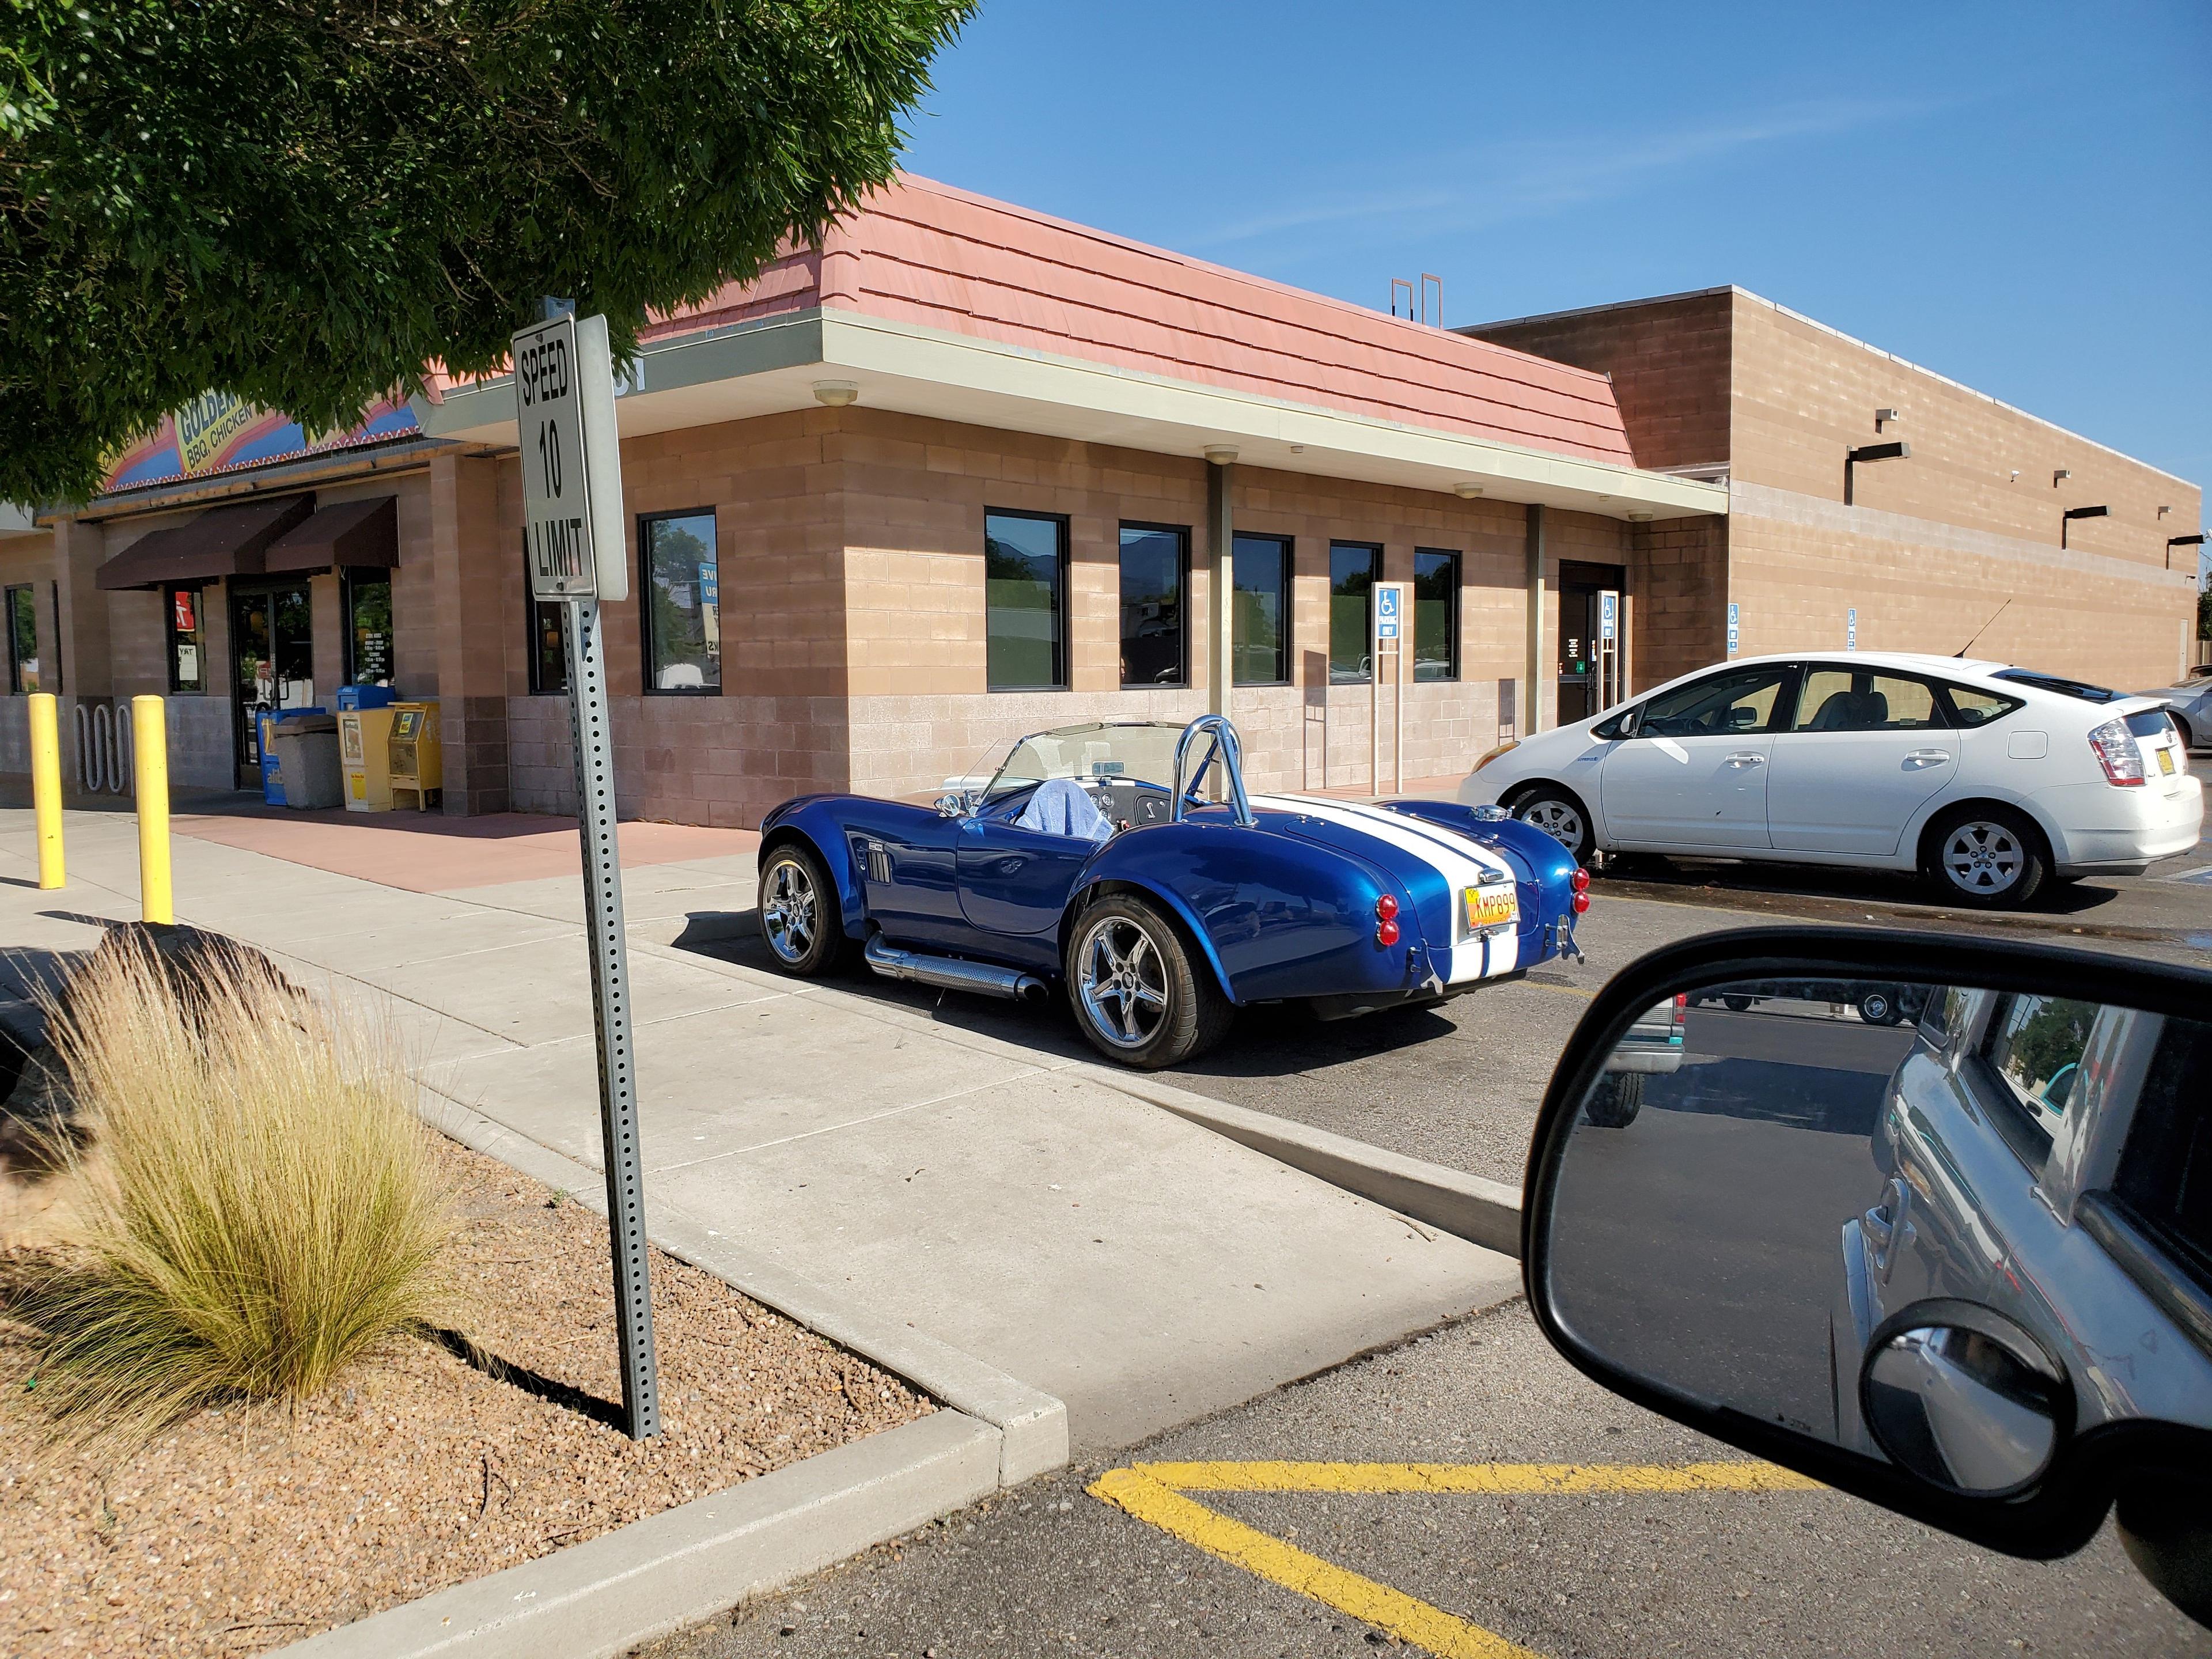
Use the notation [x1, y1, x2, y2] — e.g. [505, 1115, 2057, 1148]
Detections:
[1522, 928, 2212, 1627]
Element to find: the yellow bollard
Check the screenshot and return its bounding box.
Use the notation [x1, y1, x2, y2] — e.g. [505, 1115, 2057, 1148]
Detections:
[131, 694, 173, 925]
[28, 692, 63, 889]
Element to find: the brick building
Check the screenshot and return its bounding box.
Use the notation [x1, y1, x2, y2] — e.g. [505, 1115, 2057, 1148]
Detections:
[0, 183, 2197, 827]
[1464, 287, 2200, 705]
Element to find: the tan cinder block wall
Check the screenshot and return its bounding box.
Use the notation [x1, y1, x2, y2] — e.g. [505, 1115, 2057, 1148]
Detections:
[1626, 516, 1728, 694]
[839, 408, 1573, 802]
[1466, 291, 1733, 474]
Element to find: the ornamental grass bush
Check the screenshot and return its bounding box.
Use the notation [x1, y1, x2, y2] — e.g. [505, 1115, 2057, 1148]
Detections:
[16, 933, 459, 1439]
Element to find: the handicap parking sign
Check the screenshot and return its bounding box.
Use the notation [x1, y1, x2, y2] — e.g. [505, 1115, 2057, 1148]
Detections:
[1600, 592, 1617, 641]
[1376, 586, 1401, 641]
[1726, 601, 1740, 657]
[1847, 607, 1857, 651]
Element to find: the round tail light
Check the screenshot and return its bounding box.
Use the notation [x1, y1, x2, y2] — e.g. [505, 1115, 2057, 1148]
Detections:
[1376, 919, 1401, 946]
[1572, 892, 1590, 915]
[1570, 868, 1590, 894]
[1374, 893, 1399, 921]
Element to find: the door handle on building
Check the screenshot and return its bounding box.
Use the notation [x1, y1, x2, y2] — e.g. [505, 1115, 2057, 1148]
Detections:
[1905, 749, 1952, 768]
[1723, 752, 1766, 768]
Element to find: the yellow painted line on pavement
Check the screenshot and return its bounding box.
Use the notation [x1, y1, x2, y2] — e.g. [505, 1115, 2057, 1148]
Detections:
[1088, 1467, 1540, 1659]
[1089, 1460, 1823, 1658]
[1132, 1459, 1821, 1495]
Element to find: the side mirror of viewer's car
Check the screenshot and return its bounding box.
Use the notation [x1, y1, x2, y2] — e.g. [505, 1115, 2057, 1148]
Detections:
[1523, 927, 2212, 1630]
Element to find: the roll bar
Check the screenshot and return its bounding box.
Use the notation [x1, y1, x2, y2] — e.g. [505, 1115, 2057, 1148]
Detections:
[1172, 714, 1255, 826]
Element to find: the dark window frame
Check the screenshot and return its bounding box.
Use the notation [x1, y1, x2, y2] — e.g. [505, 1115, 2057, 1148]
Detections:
[639, 507, 723, 698]
[1412, 548, 1461, 683]
[163, 581, 207, 695]
[340, 567, 395, 689]
[1230, 532, 1293, 687]
[983, 507, 1071, 693]
[1117, 520, 1190, 690]
[1328, 541, 1382, 684]
[4, 583, 36, 695]
[523, 540, 569, 696]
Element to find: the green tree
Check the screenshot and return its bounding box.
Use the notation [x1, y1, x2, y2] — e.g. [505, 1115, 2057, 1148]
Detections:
[0, 0, 974, 502]
[2196, 582, 2210, 641]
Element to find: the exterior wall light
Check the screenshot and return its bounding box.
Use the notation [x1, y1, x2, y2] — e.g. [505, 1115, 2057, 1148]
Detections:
[1203, 446, 1239, 466]
[1628, 510, 1654, 524]
[2052, 469, 2071, 486]
[1453, 483, 1484, 499]
[1875, 408, 1899, 431]
[2164, 532, 2203, 571]
[811, 381, 859, 407]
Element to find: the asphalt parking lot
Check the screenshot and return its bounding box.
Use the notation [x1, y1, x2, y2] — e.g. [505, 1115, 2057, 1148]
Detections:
[646, 1299, 2208, 1659]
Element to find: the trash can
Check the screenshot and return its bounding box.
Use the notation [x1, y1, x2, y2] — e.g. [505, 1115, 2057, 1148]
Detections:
[336, 684, 397, 713]
[259, 706, 325, 805]
[270, 714, 343, 809]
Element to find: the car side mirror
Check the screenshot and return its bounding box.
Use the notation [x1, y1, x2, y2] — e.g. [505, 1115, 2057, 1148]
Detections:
[1524, 926, 2212, 1626]
[934, 792, 970, 819]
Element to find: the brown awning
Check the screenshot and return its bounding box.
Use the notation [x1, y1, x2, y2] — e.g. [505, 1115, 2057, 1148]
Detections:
[95, 494, 315, 590]
[262, 495, 399, 575]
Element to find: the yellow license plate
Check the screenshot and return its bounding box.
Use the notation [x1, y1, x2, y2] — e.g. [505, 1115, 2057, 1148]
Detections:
[1464, 885, 1518, 930]
[2159, 748, 2176, 775]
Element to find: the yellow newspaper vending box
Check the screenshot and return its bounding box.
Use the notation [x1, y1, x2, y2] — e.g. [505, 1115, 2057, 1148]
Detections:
[338, 708, 397, 812]
[388, 702, 444, 812]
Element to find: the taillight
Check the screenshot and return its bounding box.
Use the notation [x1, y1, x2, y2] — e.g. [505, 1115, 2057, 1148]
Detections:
[1375, 893, 1399, 921]
[1571, 892, 1590, 915]
[2088, 717, 2146, 787]
[1671, 993, 1688, 1031]
[1375, 892, 1400, 946]
[1376, 919, 1401, 946]
[1570, 868, 1590, 894]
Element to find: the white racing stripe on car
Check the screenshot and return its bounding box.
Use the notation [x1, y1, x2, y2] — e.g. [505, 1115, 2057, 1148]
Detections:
[1252, 794, 1518, 983]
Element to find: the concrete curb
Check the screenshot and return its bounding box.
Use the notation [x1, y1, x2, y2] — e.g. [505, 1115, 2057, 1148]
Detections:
[1080, 1070, 1526, 1259]
[280, 1409, 999, 1659]
[421, 1088, 1070, 1487]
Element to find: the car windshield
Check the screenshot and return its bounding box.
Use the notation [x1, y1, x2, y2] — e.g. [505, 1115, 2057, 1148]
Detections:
[1991, 668, 2124, 703]
[986, 721, 1190, 798]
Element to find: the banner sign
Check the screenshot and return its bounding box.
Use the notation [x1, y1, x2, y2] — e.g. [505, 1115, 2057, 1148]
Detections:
[99, 394, 421, 495]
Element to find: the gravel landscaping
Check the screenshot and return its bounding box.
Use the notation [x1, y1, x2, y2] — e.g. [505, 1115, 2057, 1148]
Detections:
[0, 1135, 934, 1656]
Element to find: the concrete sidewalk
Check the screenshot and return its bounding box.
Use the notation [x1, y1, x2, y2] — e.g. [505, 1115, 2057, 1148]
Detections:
[0, 807, 1518, 1453]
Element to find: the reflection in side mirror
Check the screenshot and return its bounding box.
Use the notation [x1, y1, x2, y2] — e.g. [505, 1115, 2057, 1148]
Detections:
[934, 792, 968, 819]
[1526, 937, 2212, 1613]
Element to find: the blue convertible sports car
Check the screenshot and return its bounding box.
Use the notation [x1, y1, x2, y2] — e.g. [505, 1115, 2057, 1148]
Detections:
[756, 715, 1590, 1068]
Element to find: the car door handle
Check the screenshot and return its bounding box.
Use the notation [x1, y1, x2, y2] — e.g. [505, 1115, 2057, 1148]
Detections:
[1905, 749, 1952, 768]
[1866, 1177, 1911, 1283]
[1723, 752, 1766, 768]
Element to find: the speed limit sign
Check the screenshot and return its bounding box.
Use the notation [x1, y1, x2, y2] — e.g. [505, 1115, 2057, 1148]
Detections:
[513, 311, 629, 603]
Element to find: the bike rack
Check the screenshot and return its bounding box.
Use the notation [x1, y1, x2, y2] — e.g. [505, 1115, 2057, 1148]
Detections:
[71, 700, 132, 794]
[1171, 714, 1255, 826]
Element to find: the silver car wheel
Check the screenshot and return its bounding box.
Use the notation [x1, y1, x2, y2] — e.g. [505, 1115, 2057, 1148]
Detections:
[1940, 820, 2024, 896]
[1075, 915, 1170, 1050]
[761, 855, 819, 964]
[1516, 797, 1585, 852]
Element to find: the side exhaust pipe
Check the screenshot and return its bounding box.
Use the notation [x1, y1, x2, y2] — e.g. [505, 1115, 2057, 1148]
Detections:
[864, 935, 1051, 1004]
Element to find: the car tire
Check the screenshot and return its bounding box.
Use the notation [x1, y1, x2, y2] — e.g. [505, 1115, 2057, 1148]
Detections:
[1506, 785, 1596, 865]
[1922, 805, 2048, 910]
[1722, 994, 1753, 1013]
[757, 842, 854, 977]
[1857, 987, 1901, 1026]
[1584, 1071, 1643, 1128]
[1065, 893, 1232, 1069]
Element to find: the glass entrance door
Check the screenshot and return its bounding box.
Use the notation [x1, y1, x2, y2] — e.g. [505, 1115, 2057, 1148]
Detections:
[1556, 560, 1626, 726]
[230, 582, 316, 787]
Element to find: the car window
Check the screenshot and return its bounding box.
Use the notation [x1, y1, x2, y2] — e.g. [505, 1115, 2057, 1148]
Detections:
[1791, 668, 1946, 733]
[1976, 993, 2098, 1169]
[1917, 985, 1974, 1050]
[2111, 1016, 2212, 1293]
[1941, 684, 2024, 728]
[1636, 666, 1794, 738]
[1991, 668, 2123, 703]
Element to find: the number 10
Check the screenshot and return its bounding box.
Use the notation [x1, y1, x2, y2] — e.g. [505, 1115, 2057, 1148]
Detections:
[537, 421, 563, 497]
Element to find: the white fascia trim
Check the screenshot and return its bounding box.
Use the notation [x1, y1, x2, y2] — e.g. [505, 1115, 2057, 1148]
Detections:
[414, 306, 1728, 520]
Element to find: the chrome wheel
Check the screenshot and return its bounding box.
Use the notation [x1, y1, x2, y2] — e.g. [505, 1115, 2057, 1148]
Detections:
[1940, 820, 2024, 897]
[1515, 797, 1585, 853]
[761, 855, 819, 964]
[1075, 915, 1171, 1050]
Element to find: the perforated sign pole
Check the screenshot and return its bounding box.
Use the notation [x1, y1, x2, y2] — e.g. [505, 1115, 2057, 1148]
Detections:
[517, 307, 658, 1440]
[1372, 582, 1410, 794]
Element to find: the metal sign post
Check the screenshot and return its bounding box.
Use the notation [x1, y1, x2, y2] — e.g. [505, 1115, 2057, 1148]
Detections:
[1371, 582, 1410, 794]
[514, 308, 659, 1440]
[1597, 590, 1620, 711]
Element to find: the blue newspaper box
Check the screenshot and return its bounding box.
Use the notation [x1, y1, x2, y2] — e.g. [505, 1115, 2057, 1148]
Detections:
[336, 684, 397, 713]
[257, 706, 325, 805]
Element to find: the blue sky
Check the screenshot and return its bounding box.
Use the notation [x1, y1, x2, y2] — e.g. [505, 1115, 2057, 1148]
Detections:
[900, 1, 2210, 513]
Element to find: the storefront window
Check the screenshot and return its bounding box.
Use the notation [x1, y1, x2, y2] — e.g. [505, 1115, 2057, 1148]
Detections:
[343, 571, 393, 687]
[1231, 533, 1291, 685]
[1329, 543, 1380, 683]
[165, 584, 205, 693]
[1119, 523, 1187, 688]
[642, 511, 721, 693]
[984, 509, 1067, 691]
[5, 585, 37, 694]
[1413, 550, 1460, 682]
